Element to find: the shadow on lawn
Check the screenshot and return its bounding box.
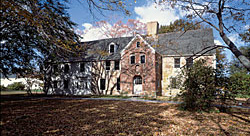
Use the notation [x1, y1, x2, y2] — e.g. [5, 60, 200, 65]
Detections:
[1, 98, 171, 135]
[1, 96, 250, 135]
[174, 107, 250, 136]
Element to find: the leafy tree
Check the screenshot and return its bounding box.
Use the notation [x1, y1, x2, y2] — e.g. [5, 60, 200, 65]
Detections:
[158, 19, 203, 34]
[7, 82, 25, 91]
[1, 0, 81, 77]
[179, 59, 217, 111]
[80, 19, 146, 40]
[239, 27, 250, 44]
[228, 45, 250, 98]
[228, 72, 250, 98]
[156, 0, 250, 71]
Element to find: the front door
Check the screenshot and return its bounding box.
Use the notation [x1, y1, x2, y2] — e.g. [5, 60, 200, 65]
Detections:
[133, 76, 142, 95]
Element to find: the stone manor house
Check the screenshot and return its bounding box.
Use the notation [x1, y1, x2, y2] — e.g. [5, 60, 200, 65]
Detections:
[45, 21, 216, 96]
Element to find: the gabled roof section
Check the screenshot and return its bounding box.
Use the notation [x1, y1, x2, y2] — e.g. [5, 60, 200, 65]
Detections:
[121, 34, 155, 56]
[69, 36, 133, 61]
[54, 29, 215, 63]
[148, 28, 215, 56]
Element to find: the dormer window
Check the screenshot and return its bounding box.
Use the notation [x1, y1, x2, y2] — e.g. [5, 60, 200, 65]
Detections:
[136, 42, 140, 48]
[109, 43, 117, 54]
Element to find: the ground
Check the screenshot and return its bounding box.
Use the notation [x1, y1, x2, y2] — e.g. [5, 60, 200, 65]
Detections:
[1, 95, 249, 136]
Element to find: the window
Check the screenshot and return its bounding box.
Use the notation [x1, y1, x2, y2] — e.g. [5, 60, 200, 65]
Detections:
[130, 55, 135, 64]
[140, 55, 145, 64]
[174, 58, 180, 68]
[53, 65, 58, 73]
[106, 61, 110, 70]
[64, 64, 69, 73]
[136, 42, 140, 48]
[114, 60, 119, 70]
[134, 76, 142, 84]
[171, 78, 177, 89]
[80, 63, 85, 72]
[110, 44, 115, 53]
[64, 80, 68, 89]
[186, 58, 193, 68]
[100, 79, 105, 90]
[117, 77, 120, 90]
[53, 81, 57, 88]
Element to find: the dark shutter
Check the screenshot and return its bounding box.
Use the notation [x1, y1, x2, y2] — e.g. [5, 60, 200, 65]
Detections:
[80, 63, 85, 72]
[100, 79, 105, 90]
[115, 60, 119, 70]
[117, 77, 120, 90]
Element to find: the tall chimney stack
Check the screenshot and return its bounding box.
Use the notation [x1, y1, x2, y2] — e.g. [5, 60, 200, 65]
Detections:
[147, 21, 159, 36]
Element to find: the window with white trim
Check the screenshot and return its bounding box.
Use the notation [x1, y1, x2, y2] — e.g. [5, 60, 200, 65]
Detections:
[140, 55, 145, 64]
[106, 60, 110, 70]
[174, 58, 180, 68]
[136, 42, 140, 48]
[109, 44, 115, 53]
[130, 55, 135, 64]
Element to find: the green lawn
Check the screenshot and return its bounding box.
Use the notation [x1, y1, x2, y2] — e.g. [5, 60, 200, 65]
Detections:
[0, 90, 44, 95]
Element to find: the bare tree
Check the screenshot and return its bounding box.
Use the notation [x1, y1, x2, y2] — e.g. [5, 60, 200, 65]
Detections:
[156, 0, 250, 71]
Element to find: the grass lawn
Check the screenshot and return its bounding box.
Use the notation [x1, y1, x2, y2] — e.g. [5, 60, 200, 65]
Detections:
[1, 96, 249, 136]
[0, 90, 44, 95]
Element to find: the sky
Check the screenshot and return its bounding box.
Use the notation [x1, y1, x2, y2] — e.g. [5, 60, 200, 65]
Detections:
[66, 0, 248, 61]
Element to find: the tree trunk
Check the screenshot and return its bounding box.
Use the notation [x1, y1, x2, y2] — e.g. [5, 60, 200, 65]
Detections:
[220, 32, 250, 71]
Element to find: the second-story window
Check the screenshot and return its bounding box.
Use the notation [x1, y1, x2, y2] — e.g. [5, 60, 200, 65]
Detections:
[140, 55, 145, 64]
[115, 60, 119, 70]
[106, 60, 110, 70]
[110, 44, 115, 53]
[64, 64, 69, 73]
[174, 58, 180, 68]
[130, 55, 135, 64]
[186, 58, 193, 68]
[136, 42, 140, 48]
[80, 63, 85, 72]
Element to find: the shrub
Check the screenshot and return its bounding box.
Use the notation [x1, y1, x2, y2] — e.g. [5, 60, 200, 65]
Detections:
[229, 72, 250, 98]
[179, 59, 217, 111]
[7, 82, 25, 91]
[0, 85, 8, 91]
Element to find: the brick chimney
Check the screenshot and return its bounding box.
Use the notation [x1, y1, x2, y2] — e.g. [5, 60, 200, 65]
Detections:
[147, 21, 159, 36]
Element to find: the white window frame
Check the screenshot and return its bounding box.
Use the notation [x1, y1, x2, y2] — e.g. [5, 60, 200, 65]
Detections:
[140, 54, 146, 64]
[130, 55, 135, 64]
[109, 43, 116, 53]
[136, 41, 140, 48]
[174, 58, 180, 68]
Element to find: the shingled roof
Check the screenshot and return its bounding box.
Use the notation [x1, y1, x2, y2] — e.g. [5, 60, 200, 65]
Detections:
[63, 28, 215, 62]
[148, 28, 215, 56]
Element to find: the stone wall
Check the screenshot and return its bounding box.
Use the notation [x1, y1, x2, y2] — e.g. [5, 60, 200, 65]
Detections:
[162, 55, 216, 96]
